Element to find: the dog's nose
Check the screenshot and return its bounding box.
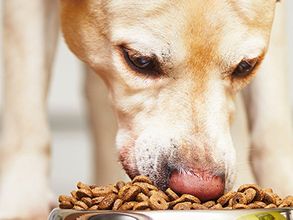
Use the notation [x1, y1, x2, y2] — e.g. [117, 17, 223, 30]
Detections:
[168, 170, 225, 202]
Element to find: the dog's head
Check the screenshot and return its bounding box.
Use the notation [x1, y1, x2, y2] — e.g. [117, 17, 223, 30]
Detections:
[61, 0, 277, 201]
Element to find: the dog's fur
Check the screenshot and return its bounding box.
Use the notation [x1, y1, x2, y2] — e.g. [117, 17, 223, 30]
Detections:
[1, 0, 293, 219]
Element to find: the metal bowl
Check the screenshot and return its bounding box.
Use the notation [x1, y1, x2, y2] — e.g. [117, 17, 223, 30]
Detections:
[49, 208, 292, 220]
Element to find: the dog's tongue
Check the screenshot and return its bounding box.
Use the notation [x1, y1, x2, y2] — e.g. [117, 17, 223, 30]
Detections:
[168, 170, 225, 202]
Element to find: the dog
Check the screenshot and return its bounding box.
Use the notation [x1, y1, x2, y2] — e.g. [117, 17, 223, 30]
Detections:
[1, 0, 293, 219]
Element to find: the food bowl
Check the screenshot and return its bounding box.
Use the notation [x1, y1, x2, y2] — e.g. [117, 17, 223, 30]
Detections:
[49, 208, 292, 220]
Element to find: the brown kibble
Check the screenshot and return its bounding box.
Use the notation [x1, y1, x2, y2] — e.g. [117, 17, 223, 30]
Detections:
[133, 201, 150, 210]
[77, 182, 91, 191]
[74, 201, 89, 210]
[89, 205, 99, 211]
[165, 188, 179, 200]
[133, 182, 158, 196]
[92, 186, 114, 197]
[73, 205, 85, 211]
[149, 194, 168, 210]
[76, 188, 93, 199]
[283, 196, 293, 206]
[233, 204, 249, 209]
[265, 204, 277, 209]
[116, 181, 126, 190]
[119, 185, 141, 202]
[150, 190, 170, 202]
[71, 191, 78, 199]
[173, 202, 192, 210]
[232, 192, 248, 205]
[113, 199, 124, 210]
[238, 184, 263, 201]
[136, 193, 149, 202]
[132, 175, 153, 185]
[98, 193, 117, 210]
[192, 203, 208, 210]
[243, 188, 256, 204]
[119, 201, 137, 211]
[202, 201, 216, 208]
[58, 177, 293, 211]
[169, 194, 200, 208]
[92, 196, 105, 205]
[263, 192, 276, 205]
[263, 188, 273, 193]
[81, 197, 92, 207]
[210, 203, 223, 210]
[59, 201, 73, 209]
[217, 191, 236, 206]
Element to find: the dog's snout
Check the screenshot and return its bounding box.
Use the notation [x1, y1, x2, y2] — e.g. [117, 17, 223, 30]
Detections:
[168, 169, 225, 202]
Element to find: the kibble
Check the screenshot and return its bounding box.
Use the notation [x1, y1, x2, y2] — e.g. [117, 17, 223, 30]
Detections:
[58, 176, 293, 211]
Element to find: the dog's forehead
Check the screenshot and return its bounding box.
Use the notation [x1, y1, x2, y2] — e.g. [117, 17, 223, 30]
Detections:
[108, 0, 275, 67]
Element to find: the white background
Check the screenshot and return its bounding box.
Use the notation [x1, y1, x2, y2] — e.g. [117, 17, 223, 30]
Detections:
[0, 1, 292, 196]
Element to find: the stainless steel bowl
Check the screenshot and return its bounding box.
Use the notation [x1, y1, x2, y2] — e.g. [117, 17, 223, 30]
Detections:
[49, 208, 292, 220]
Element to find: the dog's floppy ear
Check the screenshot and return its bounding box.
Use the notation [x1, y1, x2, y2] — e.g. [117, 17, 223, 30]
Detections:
[60, 0, 111, 69]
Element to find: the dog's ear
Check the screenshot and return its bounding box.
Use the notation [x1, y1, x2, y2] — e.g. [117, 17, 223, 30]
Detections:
[60, 0, 111, 69]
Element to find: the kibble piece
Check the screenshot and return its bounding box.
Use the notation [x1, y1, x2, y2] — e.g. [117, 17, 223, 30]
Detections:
[133, 182, 158, 196]
[119, 185, 141, 202]
[202, 201, 216, 208]
[133, 201, 150, 210]
[169, 194, 200, 208]
[210, 203, 223, 210]
[116, 181, 126, 190]
[243, 188, 256, 204]
[119, 201, 137, 211]
[89, 205, 99, 211]
[263, 188, 274, 193]
[92, 186, 114, 197]
[217, 191, 236, 206]
[74, 201, 89, 210]
[136, 193, 149, 202]
[98, 193, 117, 210]
[150, 190, 170, 202]
[132, 175, 153, 185]
[77, 182, 91, 191]
[283, 196, 293, 206]
[149, 194, 168, 210]
[265, 204, 277, 209]
[71, 191, 78, 199]
[59, 201, 73, 209]
[73, 205, 85, 211]
[58, 195, 72, 203]
[173, 202, 192, 210]
[76, 188, 93, 199]
[92, 196, 105, 205]
[232, 192, 248, 205]
[233, 204, 249, 209]
[192, 203, 208, 210]
[252, 201, 267, 208]
[263, 192, 276, 205]
[238, 184, 263, 201]
[165, 188, 180, 200]
[112, 199, 124, 210]
[81, 197, 92, 207]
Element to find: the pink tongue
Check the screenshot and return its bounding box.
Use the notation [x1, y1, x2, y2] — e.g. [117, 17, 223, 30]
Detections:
[168, 170, 225, 202]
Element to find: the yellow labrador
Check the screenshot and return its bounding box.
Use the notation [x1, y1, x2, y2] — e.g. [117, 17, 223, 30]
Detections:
[1, 0, 292, 219]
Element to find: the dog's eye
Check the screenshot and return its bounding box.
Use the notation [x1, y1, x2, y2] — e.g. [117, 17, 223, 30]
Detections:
[122, 47, 160, 77]
[232, 59, 257, 78]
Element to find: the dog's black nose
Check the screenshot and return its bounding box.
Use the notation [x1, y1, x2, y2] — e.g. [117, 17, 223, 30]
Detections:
[168, 170, 225, 202]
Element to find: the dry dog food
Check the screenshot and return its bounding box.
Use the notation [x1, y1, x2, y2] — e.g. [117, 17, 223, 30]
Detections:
[58, 175, 293, 211]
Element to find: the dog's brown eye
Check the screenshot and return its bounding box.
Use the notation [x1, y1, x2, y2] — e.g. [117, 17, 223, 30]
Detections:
[232, 59, 257, 78]
[122, 47, 160, 77]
